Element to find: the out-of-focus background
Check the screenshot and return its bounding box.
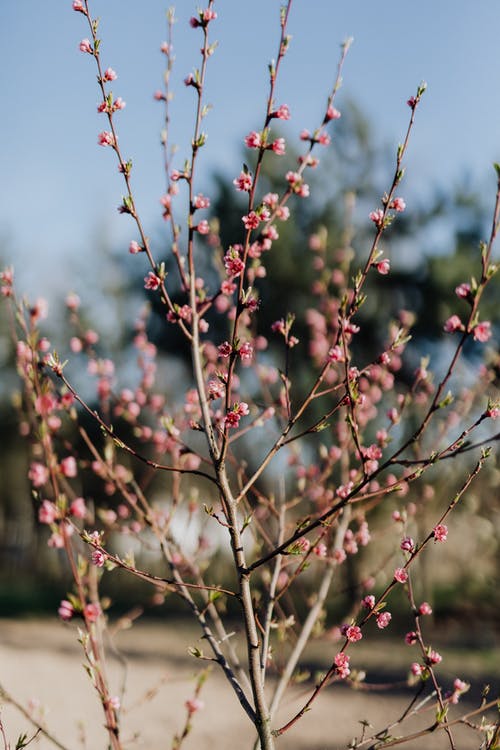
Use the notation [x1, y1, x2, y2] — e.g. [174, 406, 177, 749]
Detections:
[0, 0, 498, 650]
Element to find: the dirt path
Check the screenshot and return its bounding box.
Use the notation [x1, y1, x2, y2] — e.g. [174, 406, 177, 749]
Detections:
[0, 619, 495, 750]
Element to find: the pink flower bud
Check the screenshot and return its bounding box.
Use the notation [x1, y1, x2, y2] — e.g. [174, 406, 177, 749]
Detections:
[369, 209, 384, 228]
[129, 240, 142, 254]
[58, 600, 75, 620]
[39, 500, 57, 525]
[394, 567, 408, 583]
[400, 536, 415, 553]
[418, 601, 433, 616]
[185, 697, 204, 714]
[79, 38, 92, 54]
[103, 67, 117, 81]
[60, 456, 77, 478]
[326, 105, 341, 121]
[70, 497, 86, 519]
[84, 602, 101, 623]
[443, 315, 463, 333]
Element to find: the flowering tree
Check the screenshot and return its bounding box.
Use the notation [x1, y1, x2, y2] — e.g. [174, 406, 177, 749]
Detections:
[1, 2, 499, 749]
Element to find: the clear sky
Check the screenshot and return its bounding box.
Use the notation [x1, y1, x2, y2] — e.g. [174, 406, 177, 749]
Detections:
[2, 1, 500, 300]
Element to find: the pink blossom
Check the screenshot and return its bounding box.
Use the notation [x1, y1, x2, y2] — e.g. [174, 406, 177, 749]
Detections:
[196, 220, 210, 235]
[473, 321, 492, 342]
[144, 272, 161, 290]
[343, 530, 358, 555]
[433, 523, 448, 542]
[418, 601, 433, 616]
[60, 392, 75, 409]
[270, 137, 286, 155]
[376, 611, 392, 629]
[327, 346, 344, 363]
[202, 8, 217, 22]
[284, 170, 310, 196]
[84, 602, 101, 623]
[244, 131, 262, 149]
[58, 600, 75, 620]
[394, 567, 408, 584]
[29, 462, 49, 488]
[405, 631, 418, 645]
[79, 38, 93, 54]
[239, 341, 253, 363]
[369, 209, 384, 228]
[70, 497, 86, 519]
[113, 97, 126, 111]
[70, 337, 82, 353]
[285, 171, 303, 191]
[336, 482, 353, 499]
[326, 105, 341, 120]
[60, 456, 77, 478]
[343, 321, 360, 335]
[103, 67, 117, 81]
[342, 624, 362, 643]
[407, 96, 417, 109]
[234, 402, 249, 417]
[333, 548, 346, 564]
[218, 341, 233, 358]
[224, 412, 240, 429]
[387, 407, 399, 424]
[48, 531, 65, 549]
[362, 595, 375, 610]
[92, 549, 106, 567]
[400, 536, 415, 553]
[153, 89, 165, 101]
[313, 543, 327, 558]
[185, 697, 204, 714]
[455, 282, 471, 299]
[390, 197, 406, 212]
[72, 1, 86, 12]
[38, 500, 57, 525]
[271, 319, 286, 335]
[454, 678, 468, 693]
[317, 131, 331, 146]
[98, 131, 115, 147]
[443, 315, 463, 333]
[221, 280, 236, 296]
[427, 649, 442, 665]
[194, 193, 210, 209]
[410, 662, 423, 676]
[277, 206, 290, 221]
[242, 212, 261, 230]
[233, 171, 253, 192]
[486, 406, 499, 419]
[273, 104, 291, 120]
[224, 250, 245, 278]
[334, 652, 350, 679]
[449, 678, 469, 703]
[65, 292, 80, 311]
[297, 538, 311, 553]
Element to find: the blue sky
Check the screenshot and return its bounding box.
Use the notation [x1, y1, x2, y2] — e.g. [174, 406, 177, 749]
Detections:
[2, 1, 500, 299]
